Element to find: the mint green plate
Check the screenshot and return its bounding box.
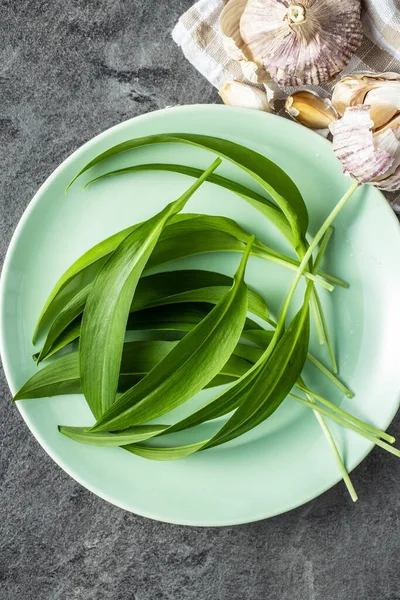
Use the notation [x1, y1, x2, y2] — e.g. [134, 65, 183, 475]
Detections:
[1, 105, 400, 526]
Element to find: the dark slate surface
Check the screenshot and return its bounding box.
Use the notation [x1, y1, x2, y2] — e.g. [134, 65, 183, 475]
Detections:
[0, 1, 399, 599]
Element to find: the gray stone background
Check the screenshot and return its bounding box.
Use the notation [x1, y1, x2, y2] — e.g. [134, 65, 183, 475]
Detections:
[0, 1, 399, 599]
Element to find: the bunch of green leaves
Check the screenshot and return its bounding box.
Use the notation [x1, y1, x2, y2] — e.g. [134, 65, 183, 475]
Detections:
[14, 133, 399, 504]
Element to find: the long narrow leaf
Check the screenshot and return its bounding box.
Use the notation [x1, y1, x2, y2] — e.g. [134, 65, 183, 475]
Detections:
[67, 132, 308, 245]
[80, 159, 221, 418]
[89, 239, 253, 431]
[36, 302, 264, 362]
[37, 270, 270, 363]
[33, 210, 340, 343]
[124, 296, 310, 460]
[86, 162, 289, 236]
[59, 425, 168, 446]
[15, 339, 256, 401]
[87, 165, 343, 283]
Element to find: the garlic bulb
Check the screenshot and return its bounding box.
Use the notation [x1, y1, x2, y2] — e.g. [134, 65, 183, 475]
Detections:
[240, 0, 363, 86]
[285, 90, 338, 130]
[219, 80, 272, 111]
[329, 105, 400, 191]
[220, 0, 271, 85]
[332, 72, 400, 130]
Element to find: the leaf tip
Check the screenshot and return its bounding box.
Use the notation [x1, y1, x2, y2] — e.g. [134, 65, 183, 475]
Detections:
[65, 175, 78, 194]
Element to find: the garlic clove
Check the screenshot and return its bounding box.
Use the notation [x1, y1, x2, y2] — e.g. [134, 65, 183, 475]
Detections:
[285, 90, 338, 130]
[365, 86, 400, 130]
[332, 76, 371, 116]
[372, 114, 400, 190]
[329, 106, 394, 186]
[218, 81, 272, 112]
[332, 72, 400, 127]
[240, 0, 363, 86]
[220, 0, 251, 62]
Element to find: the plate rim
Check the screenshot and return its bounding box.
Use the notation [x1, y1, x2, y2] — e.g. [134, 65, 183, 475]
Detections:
[1, 104, 400, 526]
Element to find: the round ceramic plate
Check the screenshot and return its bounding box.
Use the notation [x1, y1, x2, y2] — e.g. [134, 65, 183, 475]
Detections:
[1, 105, 400, 526]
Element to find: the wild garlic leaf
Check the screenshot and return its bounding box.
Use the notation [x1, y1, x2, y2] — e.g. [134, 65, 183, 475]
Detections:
[89, 239, 253, 432]
[125, 300, 310, 460]
[31, 212, 288, 343]
[37, 270, 270, 363]
[15, 339, 255, 401]
[86, 162, 290, 239]
[36, 301, 264, 363]
[67, 133, 308, 246]
[80, 159, 221, 419]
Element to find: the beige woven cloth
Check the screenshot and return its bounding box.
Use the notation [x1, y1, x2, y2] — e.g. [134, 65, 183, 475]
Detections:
[172, 0, 400, 208]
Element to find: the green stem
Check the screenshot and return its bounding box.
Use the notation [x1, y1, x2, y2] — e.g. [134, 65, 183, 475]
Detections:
[310, 293, 326, 344]
[313, 410, 358, 502]
[301, 385, 358, 502]
[292, 218, 355, 501]
[313, 289, 338, 373]
[282, 181, 359, 324]
[253, 246, 334, 291]
[307, 227, 334, 346]
[274, 182, 358, 373]
[317, 270, 348, 289]
[260, 219, 340, 371]
[309, 227, 332, 346]
[303, 228, 339, 369]
[297, 383, 395, 444]
[291, 393, 400, 457]
[306, 353, 353, 398]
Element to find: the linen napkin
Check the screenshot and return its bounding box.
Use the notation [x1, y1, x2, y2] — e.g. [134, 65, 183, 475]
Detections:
[172, 0, 400, 207]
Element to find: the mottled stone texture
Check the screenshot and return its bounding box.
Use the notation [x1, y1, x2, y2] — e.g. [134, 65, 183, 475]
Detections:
[0, 1, 399, 599]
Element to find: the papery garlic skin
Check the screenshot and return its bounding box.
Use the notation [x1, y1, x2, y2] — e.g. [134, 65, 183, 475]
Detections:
[219, 80, 272, 112]
[285, 90, 338, 130]
[220, 0, 272, 86]
[329, 105, 400, 191]
[240, 59, 270, 85]
[240, 0, 363, 86]
[332, 72, 400, 130]
[220, 0, 250, 62]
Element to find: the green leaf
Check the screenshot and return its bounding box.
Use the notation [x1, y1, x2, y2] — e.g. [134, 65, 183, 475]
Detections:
[37, 269, 270, 363]
[59, 425, 168, 446]
[67, 133, 308, 245]
[15, 352, 80, 400]
[56, 302, 314, 455]
[90, 166, 342, 283]
[37, 285, 91, 363]
[56, 308, 307, 453]
[29, 214, 263, 343]
[125, 296, 310, 460]
[36, 301, 264, 363]
[126, 303, 264, 335]
[31, 222, 139, 344]
[14, 339, 255, 401]
[80, 143, 340, 385]
[86, 162, 291, 240]
[204, 302, 310, 449]
[131, 270, 270, 321]
[33, 207, 339, 344]
[89, 238, 253, 431]
[80, 159, 221, 418]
